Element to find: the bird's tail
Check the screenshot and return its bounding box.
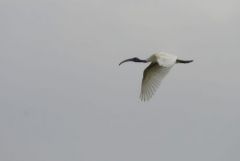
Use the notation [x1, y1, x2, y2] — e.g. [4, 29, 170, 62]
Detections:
[176, 59, 193, 64]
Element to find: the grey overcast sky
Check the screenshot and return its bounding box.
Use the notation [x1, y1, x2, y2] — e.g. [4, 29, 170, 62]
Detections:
[1, 0, 240, 161]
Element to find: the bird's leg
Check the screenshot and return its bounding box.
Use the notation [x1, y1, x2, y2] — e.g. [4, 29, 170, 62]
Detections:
[176, 59, 193, 64]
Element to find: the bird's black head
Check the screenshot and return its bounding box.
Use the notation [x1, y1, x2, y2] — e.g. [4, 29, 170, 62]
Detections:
[119, 57, 147, 65]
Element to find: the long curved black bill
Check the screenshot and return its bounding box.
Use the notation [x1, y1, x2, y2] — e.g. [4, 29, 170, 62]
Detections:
[119, 58, 134, 66]
[119, 57, 147, 66]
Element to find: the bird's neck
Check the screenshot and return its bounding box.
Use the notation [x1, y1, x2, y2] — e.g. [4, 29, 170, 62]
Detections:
[135, 59, 148, 63]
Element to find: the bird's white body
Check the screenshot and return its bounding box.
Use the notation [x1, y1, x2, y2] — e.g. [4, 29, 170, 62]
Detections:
[119, 51, 193, 101]
[147, 52, 178, 67]
[140, 52, 178, 101]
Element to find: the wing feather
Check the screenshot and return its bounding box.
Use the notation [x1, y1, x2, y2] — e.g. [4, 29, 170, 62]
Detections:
[140, 63, 172, 101]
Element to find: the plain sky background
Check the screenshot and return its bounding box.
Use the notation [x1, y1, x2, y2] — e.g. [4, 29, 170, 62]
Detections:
[1, 0, 240, 161]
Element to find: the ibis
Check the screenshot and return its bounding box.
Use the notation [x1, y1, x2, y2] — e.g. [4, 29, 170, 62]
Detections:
[119, 52, 193, 101]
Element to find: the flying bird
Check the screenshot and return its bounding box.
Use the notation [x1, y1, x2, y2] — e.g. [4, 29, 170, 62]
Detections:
[119, 52, 193, 101]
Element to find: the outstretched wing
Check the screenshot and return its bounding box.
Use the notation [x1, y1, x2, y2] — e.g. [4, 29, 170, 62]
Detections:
[140, 63, 172, 101]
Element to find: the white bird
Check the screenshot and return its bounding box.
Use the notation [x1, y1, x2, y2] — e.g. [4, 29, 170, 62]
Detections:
[119, 52, 193, 101]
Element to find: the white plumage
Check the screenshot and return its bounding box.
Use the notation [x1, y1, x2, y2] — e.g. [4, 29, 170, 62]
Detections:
[119, 52, 193, 101]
